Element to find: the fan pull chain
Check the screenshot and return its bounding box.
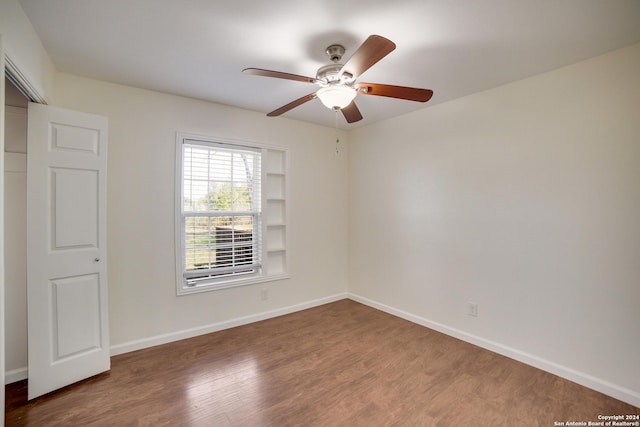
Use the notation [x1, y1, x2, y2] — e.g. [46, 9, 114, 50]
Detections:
[334, 108, 340, 155]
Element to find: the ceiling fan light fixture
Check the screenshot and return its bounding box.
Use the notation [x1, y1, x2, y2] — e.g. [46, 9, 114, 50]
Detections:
[316, 85, 357, 110]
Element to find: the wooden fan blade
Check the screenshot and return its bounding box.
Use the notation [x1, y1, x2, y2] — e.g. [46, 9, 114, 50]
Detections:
[243, 68, 318, 84]
[341, 101, 363, 123]
[267, 93, 317, 117]
[339, 35, 396, 79]
[357, 83, 433, 102]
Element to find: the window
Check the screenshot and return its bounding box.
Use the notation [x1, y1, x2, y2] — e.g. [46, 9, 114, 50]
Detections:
[176, 134, 288, 294]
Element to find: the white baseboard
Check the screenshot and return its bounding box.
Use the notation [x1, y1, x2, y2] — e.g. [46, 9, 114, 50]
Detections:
[348, 293, 640, 408]
[110, 292, 348, 356]
[5, 367, 28, 385]
[12, 291, 638, 408]
[7, 293, 348, 384]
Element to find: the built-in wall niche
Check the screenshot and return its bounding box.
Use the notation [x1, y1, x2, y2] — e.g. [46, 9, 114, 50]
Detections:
[263, 148, 288, 277]
[266, 199, 285, 224]
[266, 173, 285, 199]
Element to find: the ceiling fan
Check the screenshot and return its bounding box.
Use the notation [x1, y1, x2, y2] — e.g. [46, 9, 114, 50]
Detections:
[243, 35, 434, 123]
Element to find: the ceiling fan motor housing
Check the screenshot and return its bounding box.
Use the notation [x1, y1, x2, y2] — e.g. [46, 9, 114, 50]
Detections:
[317, 64, 352, 84]
[317, 44, 354, 85]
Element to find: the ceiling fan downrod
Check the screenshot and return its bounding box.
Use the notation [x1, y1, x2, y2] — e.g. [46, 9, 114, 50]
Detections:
[325, 44, 345, 62]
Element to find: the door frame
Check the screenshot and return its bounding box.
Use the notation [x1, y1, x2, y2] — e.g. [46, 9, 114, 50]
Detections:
[2, 40, 49, 421]
[1, 33, 7, 426]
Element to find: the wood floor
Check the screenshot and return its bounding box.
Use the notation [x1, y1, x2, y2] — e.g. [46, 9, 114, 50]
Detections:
[6, 299, 639, 426]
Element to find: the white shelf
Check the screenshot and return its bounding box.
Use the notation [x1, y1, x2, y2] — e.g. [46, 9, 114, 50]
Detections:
[263, 147, 288, 277]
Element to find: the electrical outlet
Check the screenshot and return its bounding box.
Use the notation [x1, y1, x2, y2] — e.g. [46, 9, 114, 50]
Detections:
[468, 302, 478, 317]
[261, 288, 268, 301]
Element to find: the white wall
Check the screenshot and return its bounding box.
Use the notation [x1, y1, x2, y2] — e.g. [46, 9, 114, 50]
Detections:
[348, 42, 640, 405]
[53, 73, 349, 349]
[0, 0, 56, 102]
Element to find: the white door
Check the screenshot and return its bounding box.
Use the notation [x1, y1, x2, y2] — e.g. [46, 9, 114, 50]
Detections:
[27, 102, 110, 399]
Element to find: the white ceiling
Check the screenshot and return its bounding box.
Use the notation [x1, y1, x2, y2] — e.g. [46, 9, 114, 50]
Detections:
[18, 0, 640, 129]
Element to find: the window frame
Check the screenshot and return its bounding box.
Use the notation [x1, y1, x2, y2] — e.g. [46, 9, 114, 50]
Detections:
[175, 133, 288, 295]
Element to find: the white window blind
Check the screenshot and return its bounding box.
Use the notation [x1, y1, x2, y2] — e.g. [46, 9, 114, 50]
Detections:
[181, 140, 262, 287]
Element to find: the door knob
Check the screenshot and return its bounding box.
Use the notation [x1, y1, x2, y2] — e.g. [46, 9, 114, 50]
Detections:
[94, 257, 100, 262]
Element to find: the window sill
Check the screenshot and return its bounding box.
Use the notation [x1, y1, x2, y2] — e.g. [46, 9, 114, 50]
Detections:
[176, 273, 290, 296]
